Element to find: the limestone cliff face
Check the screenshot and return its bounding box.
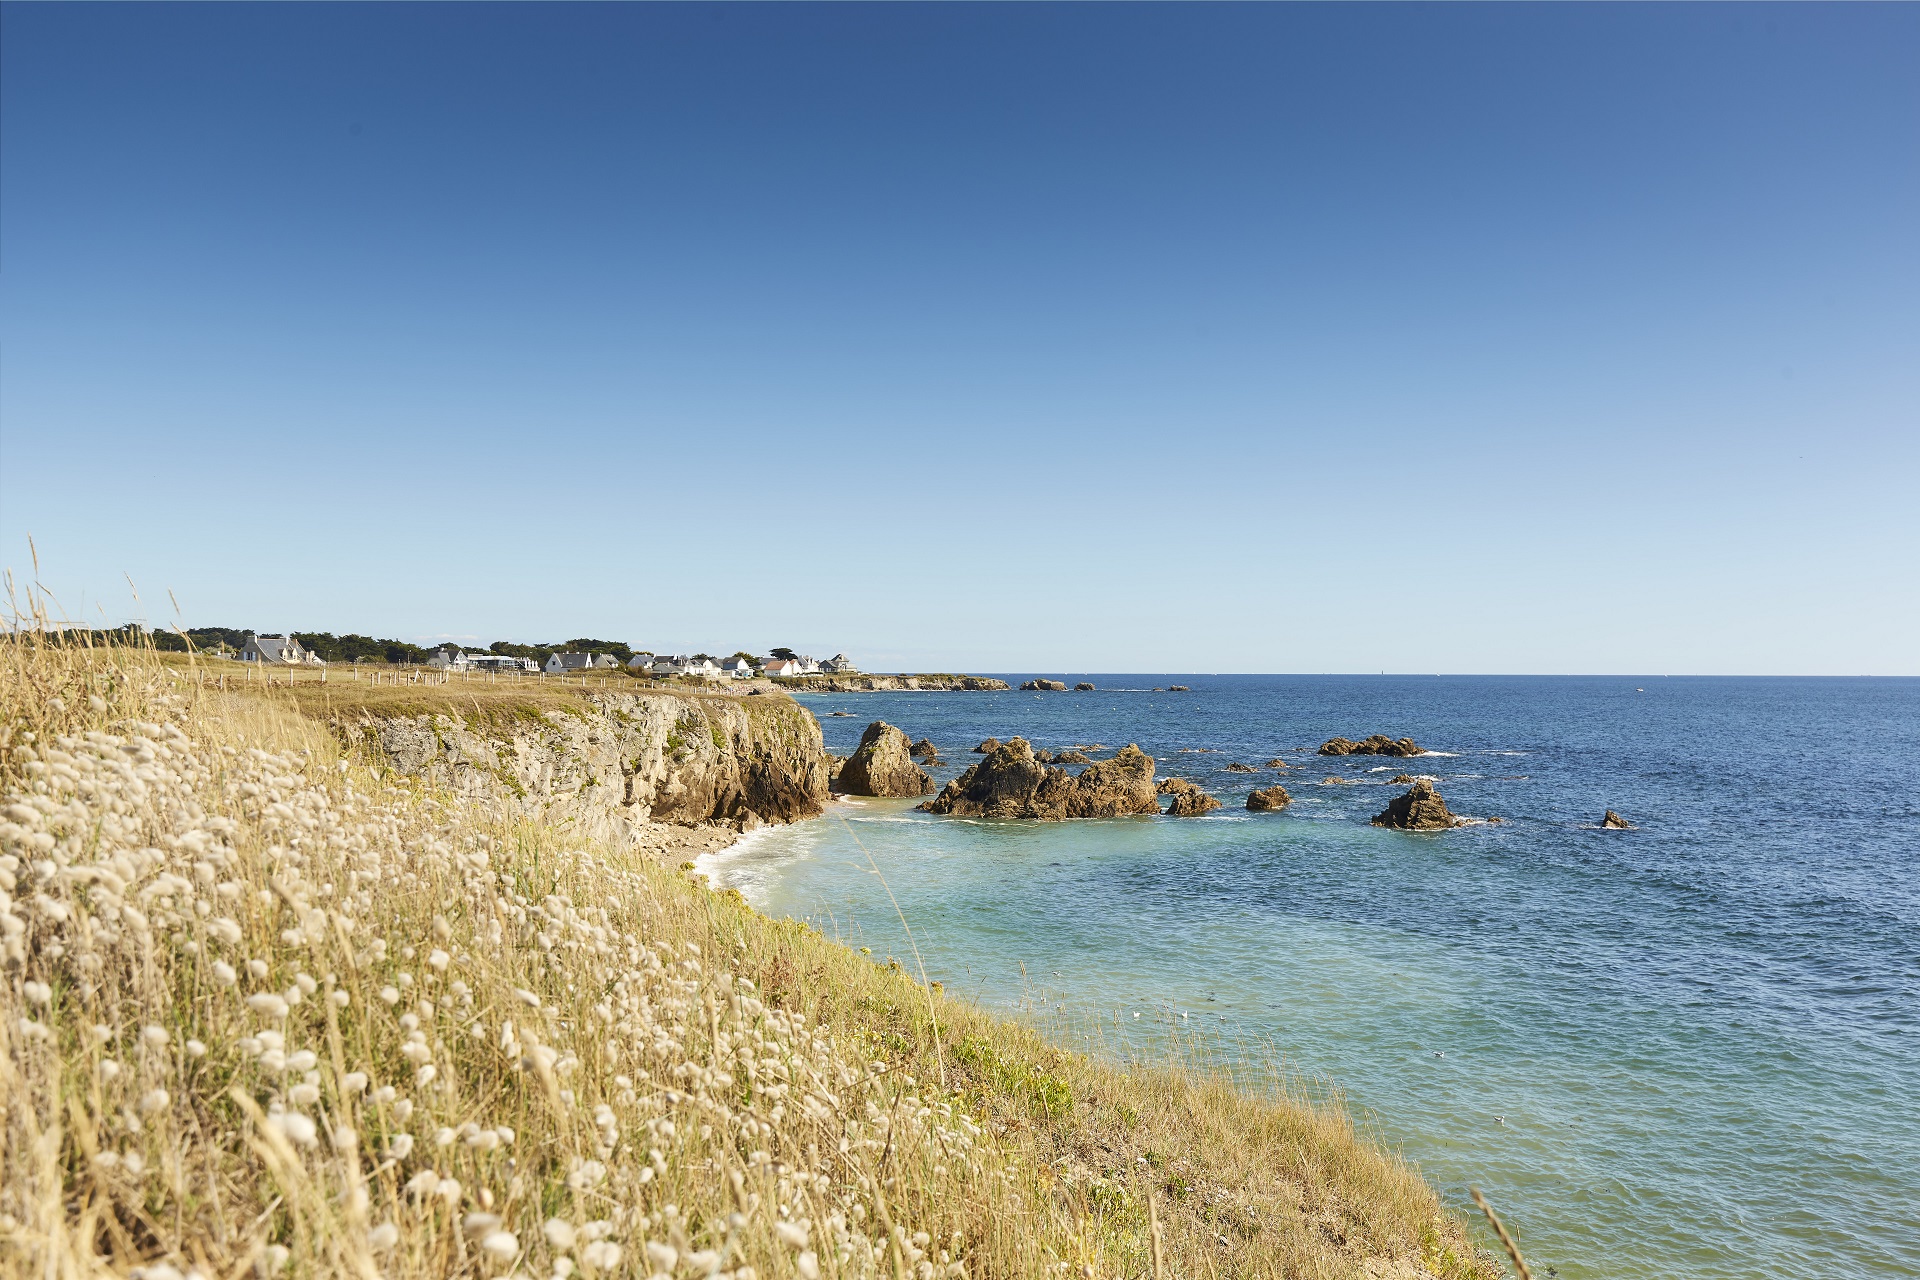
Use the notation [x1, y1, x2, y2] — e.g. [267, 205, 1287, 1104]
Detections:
[784, 674, 1012, 692]
[348, 691, 829, 848]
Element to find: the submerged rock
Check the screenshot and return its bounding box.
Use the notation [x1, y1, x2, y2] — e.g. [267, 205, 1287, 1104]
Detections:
[1246, 785, 1292, 812]
[836, 721, 935, 798]
[1320, 735, 1426, 757]
[1371, 779, 1459, 830]
[920, 739, 1159, 820]
[1075, 682, 1096, 691]
[1601, 810, 1636, 830]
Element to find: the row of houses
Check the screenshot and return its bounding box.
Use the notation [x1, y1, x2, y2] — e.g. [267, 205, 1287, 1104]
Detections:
[234, 632, 857, 681]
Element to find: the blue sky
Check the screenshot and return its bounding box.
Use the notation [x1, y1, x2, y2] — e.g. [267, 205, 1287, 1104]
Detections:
[3, 4, 1915, 673]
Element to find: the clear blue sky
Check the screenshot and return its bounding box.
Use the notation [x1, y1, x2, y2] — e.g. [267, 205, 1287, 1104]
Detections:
[3, 4, 1915, 674]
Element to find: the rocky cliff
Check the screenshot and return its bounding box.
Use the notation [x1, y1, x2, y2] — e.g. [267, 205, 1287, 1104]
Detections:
[345, 690, 830, 850]
[785, 674, 1012, 692]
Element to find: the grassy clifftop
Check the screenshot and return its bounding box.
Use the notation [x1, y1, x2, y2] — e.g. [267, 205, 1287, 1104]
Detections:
[1, 640, 1496, 1279]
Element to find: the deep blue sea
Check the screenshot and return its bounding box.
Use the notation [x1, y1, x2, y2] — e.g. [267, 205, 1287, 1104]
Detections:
[700, 677, 1920, 1279]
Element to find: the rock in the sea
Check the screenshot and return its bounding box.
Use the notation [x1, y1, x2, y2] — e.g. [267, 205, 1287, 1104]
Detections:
[920, 739, 1159, 820]
[1033, 749, 1055, 763]
[909, 738, 940, 760]
[827, 710, 854, 717]
[836, 721, 935, 797]
[1052, 749, 1092, 765]
[1246, 785, 1292, 812]
[973, 738, 1002, 754]
[1224, 762, 1257, 774]
[1168, 685, 1191, 692]
[1602, 810, 1636, 830]
[1265, 757, 1291, 769]
[1389, 773, 1417, 784]
[1075, 682, 1095, 691]
[1320, 735, 1426, 757]
[1019, 679, 1069, 691]
[1371, 779, 1459, 830]
[1161, 778, 1221, 816]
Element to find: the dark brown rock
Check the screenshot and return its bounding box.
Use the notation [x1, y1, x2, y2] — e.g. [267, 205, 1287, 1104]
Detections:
[836, 721, 935, 797]
[909, 738, 940, 761]
[1033, 749, 1056, 763]
[1020, 679, 1069, 691]
[1074, 682, 1095, 691]
[920, 739, 1159, 820]
[973, 738, 1002, 754]
[1320, 735, 1426, 757]
[1225, 762, 1257, 774]
[1168, 685, 1191, 692]
[1265, 758, 1291, 769]
[1371, 779, 1459, 830]
[1247, 785, 1292, 812]
[1052, 749, 1092, 765]
[1161, 778, 1221, 816]
[1602, 810, 1635, 830]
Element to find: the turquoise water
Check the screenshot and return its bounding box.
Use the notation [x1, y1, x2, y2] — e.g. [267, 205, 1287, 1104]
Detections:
[700, 677, 1920, 1278]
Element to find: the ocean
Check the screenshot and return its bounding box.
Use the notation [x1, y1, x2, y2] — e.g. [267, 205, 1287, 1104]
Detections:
[698, 676, 1920, 1279]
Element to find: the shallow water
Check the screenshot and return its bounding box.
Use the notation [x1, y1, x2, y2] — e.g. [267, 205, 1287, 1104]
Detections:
[700, 676, 1920, 1279]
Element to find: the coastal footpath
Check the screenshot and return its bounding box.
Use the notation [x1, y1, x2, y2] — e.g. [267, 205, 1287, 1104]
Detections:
[0, 642, 1498, 1280]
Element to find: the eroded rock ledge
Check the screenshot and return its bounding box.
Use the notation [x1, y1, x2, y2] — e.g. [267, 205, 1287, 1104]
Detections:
[347, 690, 830, 849]
[1320, 735, 1427, 757]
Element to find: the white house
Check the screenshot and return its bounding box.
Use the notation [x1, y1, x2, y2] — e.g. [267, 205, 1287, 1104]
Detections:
[681, 656, 723, 679]
[763, 658, 803, 678]
[720, 657, 757, 679]
[426, 646, 470, 670]
[239, 633, 324, 666]
[467, 653, 538, 673]
[546, 652, 611, 675]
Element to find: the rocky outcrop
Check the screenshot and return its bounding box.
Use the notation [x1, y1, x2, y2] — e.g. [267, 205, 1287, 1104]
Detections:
[1052, 749, 1092, 765]
[350, 690, 831, 847]
[909, 738, 942, 761]
[1074, 682, 1095, 691]
[1320, 735, 1426, 757]
[1247, 785, 1292, 812]
[920, 739, 1159, 820]
[1601, 810, 1636, 830]
[1265, 757, 1292, 769]
[1371, 779, 1459, 830]
[835, 721, 935, 797]
[1168, 685, 1191, 692]
[1033, 749, 1055, 763]
[1020, 679, 1068, 691]
[1160, 778, 1221, 817]
[784, 674, 1012, 692]
[1225, 762, 1257, 774]
[973, 738, 1003, 754]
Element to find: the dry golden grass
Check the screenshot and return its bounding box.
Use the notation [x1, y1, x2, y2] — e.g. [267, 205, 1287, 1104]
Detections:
[1, 634, 1495, 1280]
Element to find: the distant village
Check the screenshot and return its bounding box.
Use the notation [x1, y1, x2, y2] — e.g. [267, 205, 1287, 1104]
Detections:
[200, 630, 858, 681]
